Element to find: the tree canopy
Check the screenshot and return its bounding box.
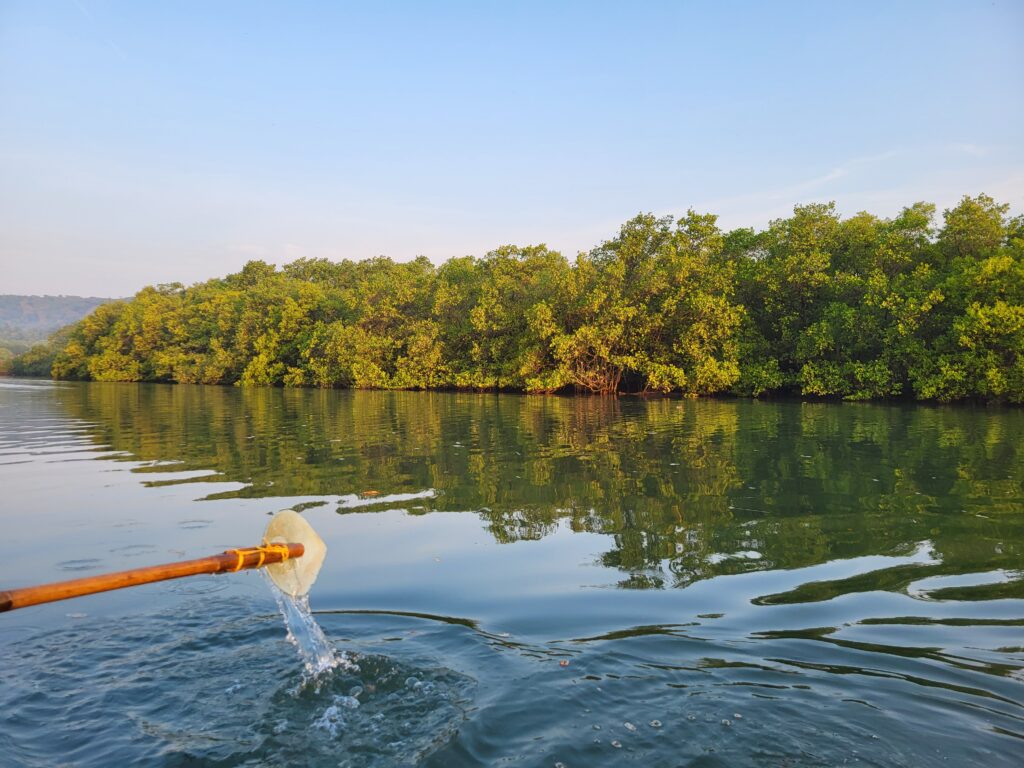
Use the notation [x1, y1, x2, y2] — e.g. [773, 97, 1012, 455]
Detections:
[20, 195, 1023, 403]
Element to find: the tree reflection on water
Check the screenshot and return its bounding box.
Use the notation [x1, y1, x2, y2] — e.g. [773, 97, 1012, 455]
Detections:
[60, 383, 1024, 597]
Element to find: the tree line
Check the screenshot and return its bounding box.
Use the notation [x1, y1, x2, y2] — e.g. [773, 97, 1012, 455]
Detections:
[14, 194, 1023, 402]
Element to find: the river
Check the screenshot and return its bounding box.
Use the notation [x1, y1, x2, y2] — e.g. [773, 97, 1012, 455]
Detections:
[1, 380, 1021, 766]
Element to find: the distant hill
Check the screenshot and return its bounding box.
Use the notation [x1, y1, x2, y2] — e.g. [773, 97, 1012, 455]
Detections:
[0, 295, 116, 352]
[0, 295, 114, 335]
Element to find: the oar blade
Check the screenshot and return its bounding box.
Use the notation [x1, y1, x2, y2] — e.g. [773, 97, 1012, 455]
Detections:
[263, 510, 326, 597]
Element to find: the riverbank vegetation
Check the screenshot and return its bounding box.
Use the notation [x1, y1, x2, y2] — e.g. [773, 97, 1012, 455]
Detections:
[0, 295, 112, 376]
[22, 194, 1023, 402]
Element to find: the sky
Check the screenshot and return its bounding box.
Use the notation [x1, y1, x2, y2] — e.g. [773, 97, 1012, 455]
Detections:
[1, 0, 1022, 297]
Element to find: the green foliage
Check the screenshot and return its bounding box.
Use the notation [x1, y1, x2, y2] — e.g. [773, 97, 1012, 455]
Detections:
[8, 324, 77, 377]
[9, 344, 56, 376]
[1, 295, 116, 367]
[44, 195, 1023, 402]
[547, 212, 741, 394]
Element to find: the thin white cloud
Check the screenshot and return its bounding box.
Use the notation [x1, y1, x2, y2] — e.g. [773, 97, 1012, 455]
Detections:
[686, 144, 1022, 231]
[948, 143, 990, 158]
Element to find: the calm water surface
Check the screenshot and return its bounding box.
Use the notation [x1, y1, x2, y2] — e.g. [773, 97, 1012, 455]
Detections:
[1, 380, 1022, 766]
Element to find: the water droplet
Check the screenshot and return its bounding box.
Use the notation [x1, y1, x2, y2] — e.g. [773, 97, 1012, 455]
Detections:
[335, 695, 360, 710]
[721, 719, 732, 726]
[650, 720, 662, 728]
[554, 763, 566, 768]
[687, 714, 696, 721]
[624, 722, 637, 732]
[313, 704, 345, 736]
[611, 740, 622, 749]
[733, 713, 742, 719]
[592, 724, 601, 730]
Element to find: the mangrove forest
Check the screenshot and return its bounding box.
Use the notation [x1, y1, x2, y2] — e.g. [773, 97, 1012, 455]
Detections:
[14, 194, 1024, 403]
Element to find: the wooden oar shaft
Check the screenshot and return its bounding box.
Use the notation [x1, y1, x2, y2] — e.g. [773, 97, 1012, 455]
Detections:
[0, 542, 304, 612]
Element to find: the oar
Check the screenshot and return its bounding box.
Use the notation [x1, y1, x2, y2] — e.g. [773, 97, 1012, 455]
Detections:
[0, 509, 327, 612]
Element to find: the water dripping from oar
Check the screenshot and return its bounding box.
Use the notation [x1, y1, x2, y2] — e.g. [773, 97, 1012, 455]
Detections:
[0, 508, 351, 678]
[261, 510, 355, 679]
[0, 509, 313, 612]
[265, 575, 349, 677]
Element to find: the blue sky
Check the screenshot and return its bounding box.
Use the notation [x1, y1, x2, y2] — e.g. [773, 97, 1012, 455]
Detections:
[2, 0, 1022, 296]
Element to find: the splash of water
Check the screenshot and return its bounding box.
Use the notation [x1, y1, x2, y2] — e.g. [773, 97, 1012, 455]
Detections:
[263, 573, 355, 678]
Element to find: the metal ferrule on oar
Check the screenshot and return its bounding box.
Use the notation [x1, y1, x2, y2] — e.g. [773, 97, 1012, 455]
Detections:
[0, 509, 327, 613]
